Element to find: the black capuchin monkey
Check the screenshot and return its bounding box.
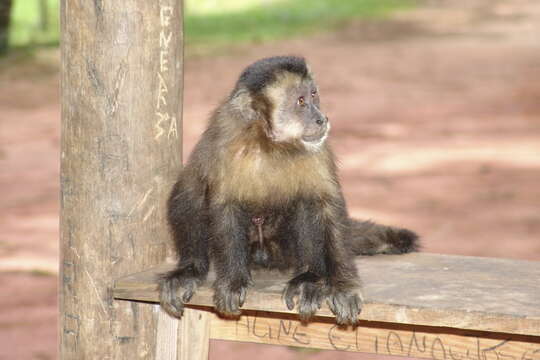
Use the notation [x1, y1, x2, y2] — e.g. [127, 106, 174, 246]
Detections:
[159, 56, 419, 325]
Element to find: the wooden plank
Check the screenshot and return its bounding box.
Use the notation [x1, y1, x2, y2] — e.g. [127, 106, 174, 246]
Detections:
[59, 0, 184, 358]
[156, 305, 179, 360]
[155, 306, 210, 360]
[113, 253, 540, 337]
[209, 310, 540, 360]
[177, 308, 210, 360]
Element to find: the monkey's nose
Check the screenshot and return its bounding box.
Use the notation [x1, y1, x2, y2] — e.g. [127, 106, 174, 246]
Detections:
[316, 116, 328, 126]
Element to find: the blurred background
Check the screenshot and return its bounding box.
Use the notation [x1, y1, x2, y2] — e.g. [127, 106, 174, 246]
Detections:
[1, 0, 539, 359]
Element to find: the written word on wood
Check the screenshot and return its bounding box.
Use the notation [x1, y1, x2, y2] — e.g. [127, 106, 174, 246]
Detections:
[212, 311, 540, 360]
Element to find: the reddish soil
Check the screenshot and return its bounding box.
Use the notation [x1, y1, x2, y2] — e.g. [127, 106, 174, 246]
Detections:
[1, 1, 539, 359]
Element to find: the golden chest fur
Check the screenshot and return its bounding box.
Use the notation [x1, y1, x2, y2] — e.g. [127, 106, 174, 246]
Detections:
[214, 145, 337, 205]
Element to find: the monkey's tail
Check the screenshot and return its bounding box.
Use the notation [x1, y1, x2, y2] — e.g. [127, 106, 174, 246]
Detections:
[347, 219, 420, 256]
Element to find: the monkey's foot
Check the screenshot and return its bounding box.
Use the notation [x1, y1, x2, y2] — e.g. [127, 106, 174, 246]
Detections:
[159, 268, 204, 318]
[327, 286, 363, 325]
[283, 272, 326, 323]
[213, 278, 251, 318]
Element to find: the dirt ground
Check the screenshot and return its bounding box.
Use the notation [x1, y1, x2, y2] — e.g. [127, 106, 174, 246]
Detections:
[1, 0, 539, 359]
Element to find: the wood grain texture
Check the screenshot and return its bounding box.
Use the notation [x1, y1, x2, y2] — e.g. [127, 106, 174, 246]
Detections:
[156, 305, 179, 360]
[59, 0, 183, 358]
[177, 308, 210, 360]
[113, 253, 540, 337]
[210, 311, 540, 359]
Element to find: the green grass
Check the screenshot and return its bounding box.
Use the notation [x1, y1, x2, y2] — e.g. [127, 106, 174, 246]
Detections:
[9, 0, 59, 47]
[8, 0, 413, 52]
[186, 0, 414, 53]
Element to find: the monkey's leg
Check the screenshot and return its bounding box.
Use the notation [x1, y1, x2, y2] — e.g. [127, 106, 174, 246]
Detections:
[349, 219, 419, 255]
[325, 217, 364, 325]
[210, 203, 252, 318]
[282, 200, 328, 322]
[284, 199, 362, 325]
[159, 183, 210, 318]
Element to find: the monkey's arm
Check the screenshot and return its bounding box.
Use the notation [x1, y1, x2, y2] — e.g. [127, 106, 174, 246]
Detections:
[284, 198, 362, 325]
[210, 202, 252, 317]
[159, 177, 210, 318]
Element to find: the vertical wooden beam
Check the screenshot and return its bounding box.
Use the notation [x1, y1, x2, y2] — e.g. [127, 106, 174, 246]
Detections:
[59, 0, 183, 358]
[177, 308, 211, 360]
[155, 307, 211, 360]
[156, 306, 179, 360]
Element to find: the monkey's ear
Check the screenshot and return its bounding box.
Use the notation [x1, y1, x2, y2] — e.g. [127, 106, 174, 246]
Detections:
[230, 89, 258, 121]
[250, 93, 272, 122]
[231, 88, 272, 128]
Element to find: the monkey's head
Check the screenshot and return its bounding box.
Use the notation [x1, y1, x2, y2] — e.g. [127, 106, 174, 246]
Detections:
[232, 56, 329, 152]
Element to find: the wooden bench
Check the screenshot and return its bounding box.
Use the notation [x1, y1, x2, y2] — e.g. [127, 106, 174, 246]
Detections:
[113, 253, 540, 359]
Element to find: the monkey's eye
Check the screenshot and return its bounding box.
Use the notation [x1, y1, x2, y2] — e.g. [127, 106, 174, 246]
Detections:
[311, 90, 317, 97]
[297, 96, 306, 106]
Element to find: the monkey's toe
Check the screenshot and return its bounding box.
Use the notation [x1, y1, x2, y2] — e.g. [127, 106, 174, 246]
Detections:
[327, 288, 362, 325]
[158, 271, 202, 318]
[159, 277, 184, 318]
[283, 272, 325, 322]
[213, 279, 249, 318]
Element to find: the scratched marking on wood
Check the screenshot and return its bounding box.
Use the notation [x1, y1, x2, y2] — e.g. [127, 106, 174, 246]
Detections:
[155, 4, 178, 141]
[210, 311, 540, 360]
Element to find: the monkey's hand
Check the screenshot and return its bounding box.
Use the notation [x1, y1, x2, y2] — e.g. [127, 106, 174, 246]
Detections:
[213, 277, 251, 318]
[159, 267, 203, 318]
[326, 286, 363, 325]
[283, 271, 326, 323]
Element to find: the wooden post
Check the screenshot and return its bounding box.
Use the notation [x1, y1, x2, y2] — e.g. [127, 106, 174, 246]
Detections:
[59, 0, 183, 358]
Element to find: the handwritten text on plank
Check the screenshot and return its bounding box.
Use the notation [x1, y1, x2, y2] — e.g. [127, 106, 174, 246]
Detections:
[211, 313, 540, 360]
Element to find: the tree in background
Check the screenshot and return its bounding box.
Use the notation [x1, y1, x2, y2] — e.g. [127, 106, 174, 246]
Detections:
[38, 0, 48, 32]
[0, 0, 12, 55]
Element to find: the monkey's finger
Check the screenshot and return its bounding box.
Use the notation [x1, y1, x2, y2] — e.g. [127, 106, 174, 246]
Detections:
[239, 287, 247, 307]
[182, 288, 194, 303]
[345, 300, 355, 325]
[229, 291, 242, 316]
[350, 298, 361, 324]
[171, 297, 185, 316]
[328, 294, 340, 314]
[286, 297, 295, 311]
[349, 300, 360, 324]
[328, 293, 348, 323]
[181, 279, 198, 303]
[298, 307, 315, 323]
[161, 294, 185, 318]
[227, 292, 235, 313]
[335, 294, 360, 325]
[353, 295, 362, 315]
[283, 285, 298, 310]
[316, 291, 324, 308]
[160, 280, 179, 311]
[298, 295, 319, 322]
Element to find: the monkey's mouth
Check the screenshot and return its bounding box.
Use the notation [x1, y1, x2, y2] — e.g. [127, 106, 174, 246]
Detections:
[301, 124, 329, 144]
[301, 133, 328, 150]
[302, 133, 326, 143]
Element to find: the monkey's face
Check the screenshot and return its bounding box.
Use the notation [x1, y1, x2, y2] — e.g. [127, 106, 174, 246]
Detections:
[264, 74, 329, 151]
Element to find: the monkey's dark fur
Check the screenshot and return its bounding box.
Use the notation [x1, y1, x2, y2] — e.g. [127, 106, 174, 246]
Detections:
[159, 56, 419, 325]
